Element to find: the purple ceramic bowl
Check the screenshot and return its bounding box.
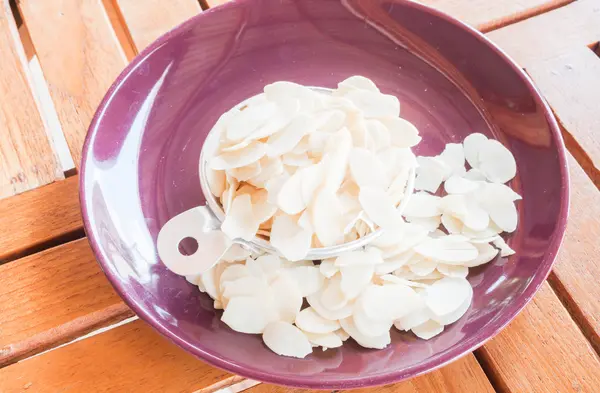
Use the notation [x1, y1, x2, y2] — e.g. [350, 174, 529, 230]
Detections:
[80, 0, 569, 389]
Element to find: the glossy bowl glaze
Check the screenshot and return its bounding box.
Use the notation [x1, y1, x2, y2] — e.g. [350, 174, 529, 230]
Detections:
[80, 0, 569, 389]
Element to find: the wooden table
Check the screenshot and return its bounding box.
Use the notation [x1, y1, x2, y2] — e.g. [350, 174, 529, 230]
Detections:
[0, 0, 599, 391]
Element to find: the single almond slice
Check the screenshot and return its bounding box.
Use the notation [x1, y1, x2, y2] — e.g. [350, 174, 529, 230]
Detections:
[414, 235, 479, 264]
[304, 331, 343, 349]
[210, 142, 267, 170]
[339, 317, 391, 349]
[493, 237, 516, 257]
[424, 277, 471, 317]
[295, 307, 341, 334]
[221, 194, 259, 241]
[478, 139, 517, 183]
[411, 319, 444, 340]
[222, 296, 277, 334]
[463, 133, 488, 168]
[270, 272, 303, 323]
[438, 143, 466, 177]
[263, 321, 313, 358]
[344, 89, 400, 119]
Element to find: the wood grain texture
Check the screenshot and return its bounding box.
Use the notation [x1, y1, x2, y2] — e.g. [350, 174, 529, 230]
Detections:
[0, 175, 81, 261]
[526, 48, 600, 186]
[420, 0, 575, 32]
[0, 0, 62, 198]
[486, 0, 600, 66]
[546, 154, 600, 354]
[206, 0, 574, 32]
[0, 320, 232, 393]
[486, 0, 600, 183]
[477, 282, 600, 393]
[244, 355, 494, 393]
[0, 238, 131, 364]
[115, 0, 202, 52]
[19, 0, 128, 167]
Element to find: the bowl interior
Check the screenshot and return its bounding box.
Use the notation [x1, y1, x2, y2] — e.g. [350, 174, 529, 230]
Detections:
[81, 0, 567, 388]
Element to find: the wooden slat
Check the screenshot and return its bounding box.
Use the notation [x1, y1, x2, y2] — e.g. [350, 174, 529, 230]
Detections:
[0, 320, 233, 393]
[0, 176, 81, 261]
[0, 238, 132, 366]
[546, 154, 600, 353]
[487, 0, 600, 184]
[19, 0, 128, 167]
[245, 355, 494, 393]
[0, 0, 62, 198]
[420, 0, 574, 32]
[115, 0, 202, 52]
[487, 0, 600, 66]
[206, 0, 574, 32]
[477, 282, 600, 393]
[527, 48, 600, 186]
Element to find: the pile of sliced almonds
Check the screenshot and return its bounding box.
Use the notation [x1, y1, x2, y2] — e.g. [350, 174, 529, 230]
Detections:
[178, 78, 521, 358]
[206, 77, 420, 261]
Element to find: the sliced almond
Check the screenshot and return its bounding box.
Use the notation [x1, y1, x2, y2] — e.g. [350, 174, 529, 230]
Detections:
[287, 265, 325, 297]
[304, 331, 343, 349]
[340, 264, 374, 299]
[295, 307, 341, 334]
[359, 187, 404, 231]
[222, 296, 277, 334]
[312, 189, 345, 247]
[403, 192, 442, 217]
[206, 169, 226, 198]
[270, 272, 303, 323]
[221, 194, 259, 241]
[337, 75, 380, 94]
[411, 319, 444, 340]
[394, 307, 431, 331]
[463, 242, 499, 267]
[424, 277, 471, 317]
[226, 100, 278, 141]
[463, 133, 488, 169]
[438, 143, 466, 177]
[344, 89, 400, 119]
[493, 237, 516, 257]
[349, 148, 390, 190]
[364, 119, 392, 152]
[414, 235, 479, 264]
[339, 317, 391, 349]
[380, 117, 421, 148]
[263, 321, 313, 358]
[335, 248, 384, 267]
[358, 283, 423, 321]
[270, 215, 312, 261]
[444, 175, 479, 194]
[478, 139, 517, 183]
[319, 259, 339, 278]
[414, 156, 450, 193]
[267, 113, 317, 158]
[437, 264, 469, 278]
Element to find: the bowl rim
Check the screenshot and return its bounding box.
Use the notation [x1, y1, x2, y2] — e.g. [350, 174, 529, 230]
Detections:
[79, 0, 570, 389]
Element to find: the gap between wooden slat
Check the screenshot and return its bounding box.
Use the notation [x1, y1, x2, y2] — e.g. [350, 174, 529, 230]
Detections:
[554, 118, 599, 188]
[0, 304, 135, 368]
[101, 0, 137, 60]
[9, 0, 75, 174]
[476, 0, 576, 33]
[547, 271, 600, 356]
[0, 176, 82, 263]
